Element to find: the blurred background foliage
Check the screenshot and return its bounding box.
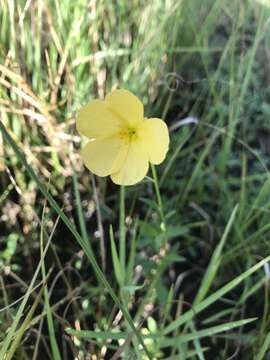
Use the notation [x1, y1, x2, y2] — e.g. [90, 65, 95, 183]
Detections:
[1, 0, 270, 358]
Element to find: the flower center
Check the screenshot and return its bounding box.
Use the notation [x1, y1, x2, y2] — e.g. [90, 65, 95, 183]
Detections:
[119, 127, 138, 142]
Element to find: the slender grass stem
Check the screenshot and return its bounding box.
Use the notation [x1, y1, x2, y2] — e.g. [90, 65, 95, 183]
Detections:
[119, 185, 126, 278]
[92, 175, 106, 271]
[151, 163, 166, 231]
[40, 206, 61, 360]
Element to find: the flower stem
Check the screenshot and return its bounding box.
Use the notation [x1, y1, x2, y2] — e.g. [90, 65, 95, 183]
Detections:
[119, 185, 126, 280]
[151, 163, 166, 232]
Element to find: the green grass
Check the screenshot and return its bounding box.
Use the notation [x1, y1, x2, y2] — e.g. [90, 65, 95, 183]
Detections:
[1, 0, 270, 358]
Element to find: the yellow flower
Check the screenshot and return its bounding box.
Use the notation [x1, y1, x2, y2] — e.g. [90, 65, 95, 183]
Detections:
[76, 89, 170, 186]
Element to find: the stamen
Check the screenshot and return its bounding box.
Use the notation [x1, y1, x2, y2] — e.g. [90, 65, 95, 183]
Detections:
[119, 127, 137, 141]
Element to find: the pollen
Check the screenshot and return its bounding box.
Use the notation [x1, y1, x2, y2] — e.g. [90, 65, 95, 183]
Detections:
[119, 127, 138, 141]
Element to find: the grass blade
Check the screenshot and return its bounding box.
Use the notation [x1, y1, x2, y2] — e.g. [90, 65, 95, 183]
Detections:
[0, 216, 59, 358]
[66, 317, 256, 346]
[5, 285, 45, 360]
[163, 256, 270, 335]
[256, 331, 270, 360]
[194, 204, 238, 305]
[40, 205, 61, 360]
[110, 225, 124, 287]
[160, 318, 257, 347]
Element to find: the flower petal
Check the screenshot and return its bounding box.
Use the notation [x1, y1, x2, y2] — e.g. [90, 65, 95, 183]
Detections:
[105, 89, 144, 127]
[76, 99, 122, 139]
[81, 136, 127, 177]
[139, 118, 170, 164]
[110, 141, 149, 186]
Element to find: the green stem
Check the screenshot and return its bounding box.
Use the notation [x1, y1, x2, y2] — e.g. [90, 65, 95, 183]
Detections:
[119, 186, 139, 358]
[119, 185, 126, 279]
[151, 164, 166, 231]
